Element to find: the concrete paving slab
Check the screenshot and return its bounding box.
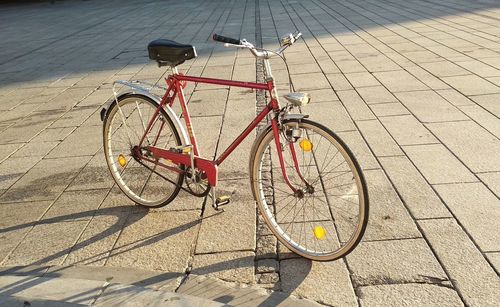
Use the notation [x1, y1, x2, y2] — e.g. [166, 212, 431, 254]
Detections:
[433, 182, 500, 252]
[373, 70, 428, 92]
[347, 238, 449, 287]
[337, 90, 376, 121]
[196, 179, 256, 254]
[395, 90, 468, 122]
[477, 172, 500, 197]
[485, 252, 500, 273]
[356, 86, 398, 104]
[418, 219, 500, 307]
[358, 283, 463, 307]
[336, 131, 380, 170]
[357, 119, 403, 157]
[403, 144, 477, 184]
[427, 121, 500, 173]
[379, 156, 451, 219]
[0, 275, 104, 305]
[3, 220, 89, 267]
[469, 93, 500, 116]
[360, 169, 420, 241]
[379, 114, 438, 145]
[191, 251, 255, 284]
[369, 102, 410, 117]
[458, 104, 500, 138]
[280, 258, 357, 306]
[178, 274, 319, 306]
[0, 156, 92, 203]
[107, 210, 200, 273]
[441, 75, 500, 95]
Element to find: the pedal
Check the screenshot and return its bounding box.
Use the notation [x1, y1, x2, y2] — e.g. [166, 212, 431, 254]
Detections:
[216, 195, 231, 206]
[169, 145, 192, 154]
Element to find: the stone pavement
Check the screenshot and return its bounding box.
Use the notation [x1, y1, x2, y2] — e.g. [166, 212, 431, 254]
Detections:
[0, 0, 499, 306]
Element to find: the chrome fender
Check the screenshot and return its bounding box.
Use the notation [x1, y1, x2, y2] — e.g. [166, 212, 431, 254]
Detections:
[100, 88, 189, 146]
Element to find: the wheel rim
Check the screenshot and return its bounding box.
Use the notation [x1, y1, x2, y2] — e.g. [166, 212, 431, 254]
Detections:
[104, 96, 182, 207]
[254, 121, 367, 259]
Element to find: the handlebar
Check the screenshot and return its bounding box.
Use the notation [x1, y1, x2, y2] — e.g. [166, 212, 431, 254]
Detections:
[212, 33, 241, 45]
[212, 31, 302, 59]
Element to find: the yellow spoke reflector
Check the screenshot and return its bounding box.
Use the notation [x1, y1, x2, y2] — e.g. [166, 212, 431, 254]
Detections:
[299, 139, 313, 152]
[313, 225, 326, 240]
[118, 154, 127, 167]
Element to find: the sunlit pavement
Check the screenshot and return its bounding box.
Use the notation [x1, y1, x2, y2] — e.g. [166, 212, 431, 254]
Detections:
[0, 0, 499, 305]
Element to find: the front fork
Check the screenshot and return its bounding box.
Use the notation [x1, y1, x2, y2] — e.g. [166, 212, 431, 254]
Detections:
[271, 118, 311, 196]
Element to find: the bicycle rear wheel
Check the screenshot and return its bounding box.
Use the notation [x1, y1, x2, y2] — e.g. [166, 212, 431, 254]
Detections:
[103, 94, 183, 208]
[250, 119, 368, 261]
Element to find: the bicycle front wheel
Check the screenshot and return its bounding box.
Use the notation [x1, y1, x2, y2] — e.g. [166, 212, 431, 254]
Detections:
[250, 119, 368, 261]
[103, 94, 183, 208]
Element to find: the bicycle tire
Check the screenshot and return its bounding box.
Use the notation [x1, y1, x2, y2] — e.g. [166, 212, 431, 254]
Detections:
[103, 94, 184, 208]
[249, 119, 368, 261]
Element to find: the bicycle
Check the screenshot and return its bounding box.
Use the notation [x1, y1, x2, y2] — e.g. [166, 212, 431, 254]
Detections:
[101, 32, 369, 261]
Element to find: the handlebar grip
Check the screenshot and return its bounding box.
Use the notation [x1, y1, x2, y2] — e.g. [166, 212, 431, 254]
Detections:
[213, 33, 241, 45]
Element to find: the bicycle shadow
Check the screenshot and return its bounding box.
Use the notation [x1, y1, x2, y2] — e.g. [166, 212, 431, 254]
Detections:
[0, 202, 312, 306]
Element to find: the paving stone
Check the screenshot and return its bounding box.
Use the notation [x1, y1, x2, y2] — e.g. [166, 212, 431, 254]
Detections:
[420, 60, 470, 77]
[418, 219, 500, 306]
[379, 115, 438, 145]
[427, 121, 500, 173]
[188, 89, 228, 117]
[485, 252, 500, 273]
[63, 214, 130, 267]
[0, 200, 52, 262]
[46, 125, 101, 158]
[357, 119, 403, 157]
[178, 274, 319, 306]
[256, 235, 277, 260]
[403, 144, 477, 184]
[379, 156, 451, 219]
[195, 179, 256, 254]
[347, 238, 448, 287]
[359, 284, 463, 307]
[456, 60, 500, 78]
[256, 272, 279, 284]
[395, 90, 468, 122]
[356, 86, 397, 104]
[30, 127, 76, 143]
[294, 73, 330, 91]
[344, 72, 380, 88]
[95, 282, 222, 306]
[477, 172, 500, 197]
[3, 220, 89, 266]
[469, 93, 500, 116]
[436, 88, 475, 106]
[0, 156, 43, 190]
[337, 131, 380, 170]
[458, 104, 500, 138]
[433, 182, 500, 252]
[325, 73, 353, 91]
[0, 143, 23, 162]
[191, 251, 255, 284]
[66, 152, 114, 191]
[0, 276, 104, 305]
[306, 100, 357, 132]
[369, 102, 409, 117]
[42, 189, 108, 222]
[441, 75, 500, 96]
[45, 265, 182, 292]
[256, 259, 279, 273]
[0, 156, 91, 203]
[337, 90, 376, 121]
[373, 70, 428, 92]
[280, 258, 357, 306]
[362, 169, 420, 241]
[10, 141, 58, 158]
[406, 65, 450, 90]
[107, 210, 200, 273]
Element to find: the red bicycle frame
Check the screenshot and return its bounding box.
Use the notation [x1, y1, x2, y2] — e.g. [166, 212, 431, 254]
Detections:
[137, 72, 300, 192]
